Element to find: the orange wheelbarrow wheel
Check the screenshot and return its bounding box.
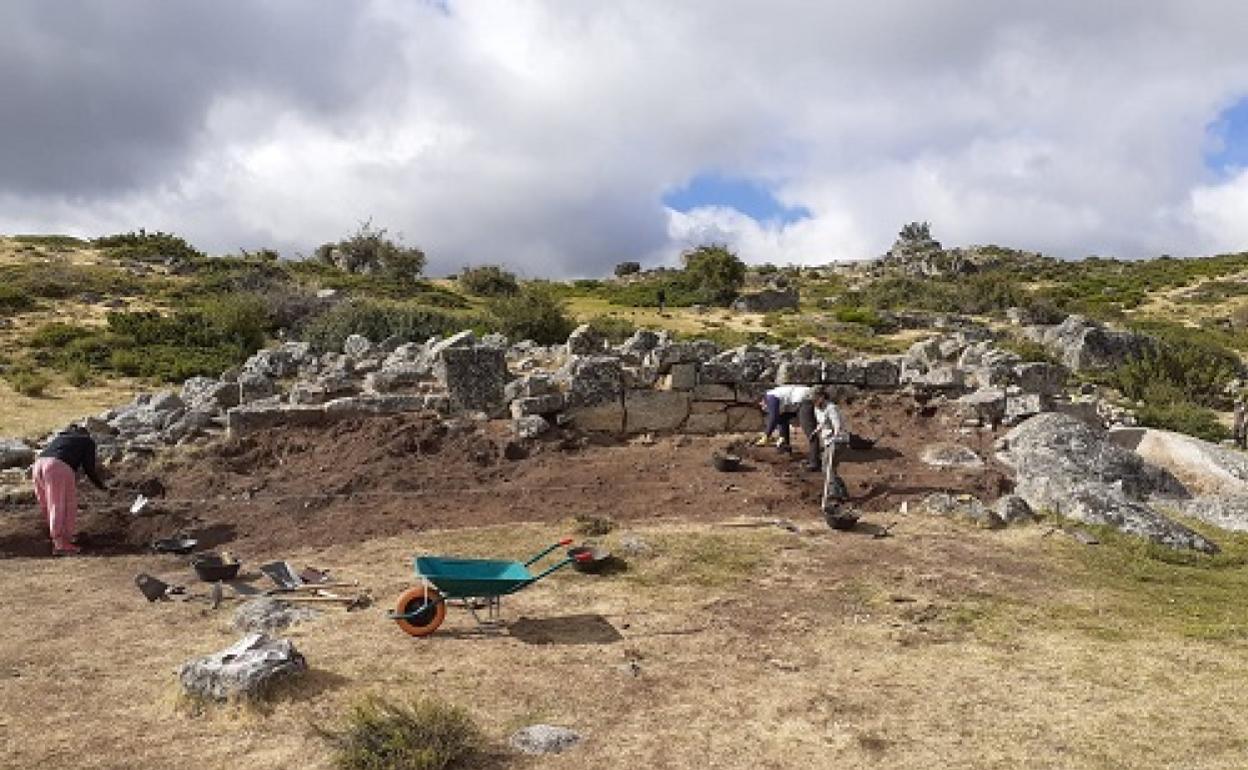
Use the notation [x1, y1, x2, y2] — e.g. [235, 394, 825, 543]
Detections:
[393, 585, 447, 637]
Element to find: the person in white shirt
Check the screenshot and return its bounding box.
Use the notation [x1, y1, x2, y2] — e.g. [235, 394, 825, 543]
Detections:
[758, 384, 827, 469]
[812, 389, 851, 498]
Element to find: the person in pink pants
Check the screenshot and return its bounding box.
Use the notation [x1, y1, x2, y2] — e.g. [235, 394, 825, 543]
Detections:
[32, 425, 107, 556]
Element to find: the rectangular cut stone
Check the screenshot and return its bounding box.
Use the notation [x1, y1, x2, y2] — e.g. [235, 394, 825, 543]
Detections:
[667, 363, 698, 390]
[568, 401, 625, 432]
[692, 383, 735, 401]
[624, 390, 690, 433]
[685, 411, 728, 434]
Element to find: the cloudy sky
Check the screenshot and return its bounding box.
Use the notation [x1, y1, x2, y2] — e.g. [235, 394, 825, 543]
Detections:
[4, 1, 1248, 276]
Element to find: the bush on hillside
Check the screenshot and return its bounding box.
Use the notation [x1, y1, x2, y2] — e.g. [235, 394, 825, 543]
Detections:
[11, 234, 88, 250]
[586, 315, 637, 343]
[302, 299, 472, 353]
[1102, 322, 1241, 409]
[0, 262, 146, 301]
[316, 222, 427, 283]
[26, 304, 272, 383]
[199, 294, 270, 352]
[613, 261, 642, 277]
[5, 367, 51, 397]
[457, 265, 519, 297]
[0, 285, 36, 315]
[1133, 382, 1230, 442]
[488, 284, 575, 345]
[94, 230, 204, 263]
[681, 244, 746, 305]
[999, 337, 1062, 365]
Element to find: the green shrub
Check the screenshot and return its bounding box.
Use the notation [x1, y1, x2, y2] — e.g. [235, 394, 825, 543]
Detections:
[598, 275, 705, 308]
[457, 264, 518, 297]
[65, 362, 95, 388]
[317, 222, 426, 282]
[0, 263, 147, 301]
[94, 230, 204, 263]
[614, 261, 642, 277]
[303, 299, 473, 353]
[199, 294, 269, 351]
[1134, 384, 1230, 442]
[586, 314, 637, 343]
[681, 244, 746, 305]
[1102, 322, 1241, 409]
[5, 367, 51, 397]
[488, 284, 575, 344]
[11, 234, 88, 249]
[0, 285, 36, 315]
[323, 696, 486, 770]
[842, 272, 1028, 316]
[28, 322, 96, 349]
[999, 337, 1062, 364]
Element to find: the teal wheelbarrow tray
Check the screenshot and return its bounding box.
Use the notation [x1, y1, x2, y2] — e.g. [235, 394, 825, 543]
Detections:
[390, 538, 590, 637]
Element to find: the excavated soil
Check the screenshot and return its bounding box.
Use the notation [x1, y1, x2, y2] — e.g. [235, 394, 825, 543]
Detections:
[0, 392, 1012, 558]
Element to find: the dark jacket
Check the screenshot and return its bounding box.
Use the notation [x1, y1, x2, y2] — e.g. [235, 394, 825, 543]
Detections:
[39, 432, 106, 490]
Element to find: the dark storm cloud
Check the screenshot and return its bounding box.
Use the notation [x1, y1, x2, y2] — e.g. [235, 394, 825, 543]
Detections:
[0, 1, 399, 196]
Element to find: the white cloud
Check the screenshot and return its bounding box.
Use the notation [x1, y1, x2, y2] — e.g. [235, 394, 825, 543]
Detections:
[4, 1, 1248, 274]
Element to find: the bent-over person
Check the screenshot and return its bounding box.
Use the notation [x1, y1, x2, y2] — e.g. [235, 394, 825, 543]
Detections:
[33, 425, 107, 556]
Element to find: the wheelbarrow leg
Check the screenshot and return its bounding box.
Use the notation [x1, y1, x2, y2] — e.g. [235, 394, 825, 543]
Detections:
[464, 596, 506, 634]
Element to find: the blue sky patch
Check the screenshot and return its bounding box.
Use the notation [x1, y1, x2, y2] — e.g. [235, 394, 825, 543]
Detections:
[663, 172, 811, 224]
[1206, 96, 1248, 173]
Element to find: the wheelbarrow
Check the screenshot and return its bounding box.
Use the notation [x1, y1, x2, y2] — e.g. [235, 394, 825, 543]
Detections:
[390, 538, 591, 637]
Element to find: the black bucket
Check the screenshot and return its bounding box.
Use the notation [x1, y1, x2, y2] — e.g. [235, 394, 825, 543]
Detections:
[191, 552, 241, 582]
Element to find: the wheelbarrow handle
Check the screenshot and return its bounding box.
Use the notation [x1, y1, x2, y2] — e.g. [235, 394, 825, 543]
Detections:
[527, 554, 578, 583]
[523, 537, 575, 567]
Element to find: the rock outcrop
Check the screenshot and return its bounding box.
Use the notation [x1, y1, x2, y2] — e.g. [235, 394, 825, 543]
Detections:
[1000, 413, 1216, 552]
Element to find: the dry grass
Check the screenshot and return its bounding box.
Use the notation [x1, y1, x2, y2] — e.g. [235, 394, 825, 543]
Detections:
[4, 515, 1248, 769]
[564, 295, 767, 336]
[0, 377, 137, 439]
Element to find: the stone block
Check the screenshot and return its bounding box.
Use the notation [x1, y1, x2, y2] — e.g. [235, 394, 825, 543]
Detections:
[685, 410, 728, 434]
[667, 363, 698, 390]
[436, 346, 507, 411]
[692, 383, 735, 401]
[624, 390, 690, 433]
[567, 401, 625, 433]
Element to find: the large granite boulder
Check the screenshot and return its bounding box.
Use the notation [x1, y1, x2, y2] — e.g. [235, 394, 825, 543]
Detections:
[1000, 413, 1215, 552]
[732, 288, 799, 313]
[1110, 427, 1248, 533]
[1033, 315, 1154, 372]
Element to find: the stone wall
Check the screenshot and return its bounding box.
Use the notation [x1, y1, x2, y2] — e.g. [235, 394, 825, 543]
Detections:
[15, 315, 1142, 466]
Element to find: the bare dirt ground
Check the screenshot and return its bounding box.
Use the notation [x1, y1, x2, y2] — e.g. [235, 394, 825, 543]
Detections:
[0, 393, 1010, 558]
[4, 395, 1247, 769]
